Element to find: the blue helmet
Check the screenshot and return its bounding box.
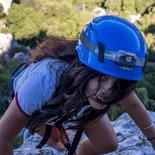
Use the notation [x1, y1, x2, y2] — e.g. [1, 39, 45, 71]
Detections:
[76, 15, 148, 80]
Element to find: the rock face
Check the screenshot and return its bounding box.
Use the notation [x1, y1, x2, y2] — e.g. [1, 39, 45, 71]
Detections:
[0, 33, 13, 55]
[106, 111, 155, 155]
[14, 111, 155, 155]
[0, 0, 13, 14]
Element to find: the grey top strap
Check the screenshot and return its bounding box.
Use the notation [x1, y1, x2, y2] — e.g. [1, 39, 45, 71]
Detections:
[80, 31, 145, 67]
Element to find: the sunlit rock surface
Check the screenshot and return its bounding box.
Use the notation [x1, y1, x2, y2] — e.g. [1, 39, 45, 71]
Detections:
[14, 111, 155, 155]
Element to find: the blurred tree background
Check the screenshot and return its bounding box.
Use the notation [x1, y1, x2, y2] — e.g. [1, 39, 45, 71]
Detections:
[0, 0, 155, 148]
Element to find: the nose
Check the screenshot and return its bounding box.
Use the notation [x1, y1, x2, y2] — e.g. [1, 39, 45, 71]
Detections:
[102, 80, 112, 91]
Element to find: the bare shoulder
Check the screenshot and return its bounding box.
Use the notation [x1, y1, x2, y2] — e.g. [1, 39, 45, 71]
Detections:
[120, 91, 141, 108]
[121, 91, 136, 102]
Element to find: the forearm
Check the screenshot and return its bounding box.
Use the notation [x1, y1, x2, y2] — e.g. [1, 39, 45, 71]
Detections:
[0, 141, 13, 155]
[125, 103, 155, 138]
[0, 99, 28, 155]
[121, 92, 155, 139]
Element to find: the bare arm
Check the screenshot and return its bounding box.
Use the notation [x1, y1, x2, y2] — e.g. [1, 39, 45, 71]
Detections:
[120, 91, 155, 149]
[0, 98, 65, 154]
[77, 114, 118, 155]
[0, 98, 28, 155]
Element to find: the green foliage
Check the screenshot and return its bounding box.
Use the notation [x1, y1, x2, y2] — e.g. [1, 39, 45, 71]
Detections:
[72, 0, 103, 10]
[148, 51, 155, 62]
[104, 0, 155, 18]
[7, 4, 46, 46]
[135, 87, 155, 111]
[103, 0, 155, 57]
[0, 63, 11, 95]
[135, 87, 149, 107]
[0, 96, 10, 116]
[5, 0, 97, 47]
[137, 62, 155, 100]
[0, 63, 11, 115]
[6, 0, 155, 53]
[136, 138, 147, 146]
[138, 4, 155, 55]
[10, 46, 27, 57]
[0, 57, 23, 115]
[13, 135, 23, 149]
[108, 104, 123, 121]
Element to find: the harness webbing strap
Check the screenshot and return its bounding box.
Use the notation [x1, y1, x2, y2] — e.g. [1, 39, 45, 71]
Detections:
[66, 124, 84, 155]
[55, 121, 71, 150]
[36, 125, 52, 148]
[10, 62, 29, 98]
[36, 105, 111, 154]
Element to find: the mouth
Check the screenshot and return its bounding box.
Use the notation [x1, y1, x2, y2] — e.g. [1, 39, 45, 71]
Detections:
[90, 93, 112, 105]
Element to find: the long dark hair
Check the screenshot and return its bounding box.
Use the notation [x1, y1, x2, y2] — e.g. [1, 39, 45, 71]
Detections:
[26, 36, 137, 133]
[29, 35, 77, 63]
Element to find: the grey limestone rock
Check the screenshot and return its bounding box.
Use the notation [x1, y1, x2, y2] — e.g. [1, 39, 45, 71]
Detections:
[14, 111, 155, 155]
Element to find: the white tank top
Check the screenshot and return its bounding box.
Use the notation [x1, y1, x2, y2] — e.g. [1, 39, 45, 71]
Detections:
[13, 58, 68, 116]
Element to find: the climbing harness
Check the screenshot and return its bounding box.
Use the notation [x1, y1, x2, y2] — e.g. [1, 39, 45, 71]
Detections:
[10, 62, 29, 98]
[37, 104, 110, 155]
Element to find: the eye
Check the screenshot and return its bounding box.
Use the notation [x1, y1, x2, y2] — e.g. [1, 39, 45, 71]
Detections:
[101, 76, 107, 82]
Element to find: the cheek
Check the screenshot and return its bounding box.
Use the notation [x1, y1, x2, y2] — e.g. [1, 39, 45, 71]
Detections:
[85, 79, 99, 96]
[85, 80, 106, 110]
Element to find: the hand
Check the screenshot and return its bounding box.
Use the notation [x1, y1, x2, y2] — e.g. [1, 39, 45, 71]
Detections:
[47, 129, 73, 151]
[47, 140, 66, 151]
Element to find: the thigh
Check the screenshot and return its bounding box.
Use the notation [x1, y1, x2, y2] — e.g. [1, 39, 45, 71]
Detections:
[84, 114, 117, 152]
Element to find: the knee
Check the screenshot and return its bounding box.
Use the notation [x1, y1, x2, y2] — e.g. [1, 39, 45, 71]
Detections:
[105, 139, 118, 153]
[97, 138, 118, 154]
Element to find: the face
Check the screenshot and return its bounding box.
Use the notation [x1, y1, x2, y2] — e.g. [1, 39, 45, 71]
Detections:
[85, 75, 118, 110]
